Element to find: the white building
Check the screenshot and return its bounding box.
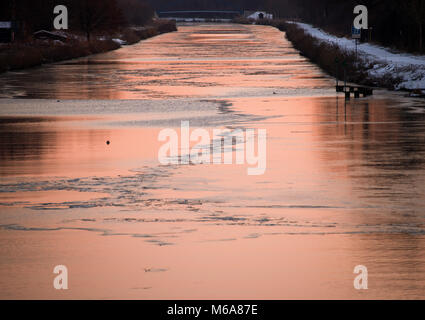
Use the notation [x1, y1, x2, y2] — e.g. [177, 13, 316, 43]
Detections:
[245, 11, 273, 20]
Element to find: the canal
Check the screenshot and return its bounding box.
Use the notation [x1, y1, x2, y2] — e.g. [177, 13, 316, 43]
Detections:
[0, 23, 424, 299]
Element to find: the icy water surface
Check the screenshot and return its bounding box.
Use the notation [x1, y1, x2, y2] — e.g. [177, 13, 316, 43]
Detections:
[0, 24, 425, 299]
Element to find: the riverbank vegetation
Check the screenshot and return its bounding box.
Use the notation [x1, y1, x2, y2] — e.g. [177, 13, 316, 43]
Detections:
[265, 21, 423, 91]
[282, 22, 378, 88]
[0, 1, 176, 73]
[264, 0, 425, 55]
[228, 1, 425, 91]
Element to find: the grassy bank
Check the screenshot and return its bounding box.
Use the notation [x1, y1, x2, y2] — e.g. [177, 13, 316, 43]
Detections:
[283, 22, 379, 88]
[0, 20, 177, 73]
[121, 20, 178, 45]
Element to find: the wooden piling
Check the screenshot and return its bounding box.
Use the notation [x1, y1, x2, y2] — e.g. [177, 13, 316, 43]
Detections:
[345, 91, 350, 100]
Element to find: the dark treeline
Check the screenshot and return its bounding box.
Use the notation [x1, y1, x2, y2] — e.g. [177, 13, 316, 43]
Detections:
[1, 0, 424, 52]
[263, 0, 425, 53]
[148, 0, 425, 53]
[0, 0, 155, 40]
[147, 0, 263, 11]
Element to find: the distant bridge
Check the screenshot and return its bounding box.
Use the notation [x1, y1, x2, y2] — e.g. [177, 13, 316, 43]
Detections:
[157, 10, 243, 21]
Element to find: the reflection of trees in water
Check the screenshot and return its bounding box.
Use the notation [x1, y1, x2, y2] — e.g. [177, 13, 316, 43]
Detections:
[315, 97, 425, 210]
[0, 63, 122, 99]
[318, 97, 425, 171]
[0, 122, 57, 176]
[0, 120, 112, 177]
[315, 98, 425, 293]
[360, 102, 425, 172]
[0, 130, 45, 161]
[0, 127, 55, 162]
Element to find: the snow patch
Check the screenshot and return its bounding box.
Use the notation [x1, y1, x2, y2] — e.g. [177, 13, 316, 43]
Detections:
[293, 22, 425, 90]
[112, 38, 127, 45]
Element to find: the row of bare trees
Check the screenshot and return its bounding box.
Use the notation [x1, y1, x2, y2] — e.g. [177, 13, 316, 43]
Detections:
[0, 0, 155, 40]
[148, 0, 260, 11]
[262, 0, 425, 53]
[146, 0, 425, 53]
[2, 0, 424, 52]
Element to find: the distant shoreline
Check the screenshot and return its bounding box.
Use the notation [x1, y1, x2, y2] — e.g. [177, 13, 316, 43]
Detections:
[0, 20, 177, 74]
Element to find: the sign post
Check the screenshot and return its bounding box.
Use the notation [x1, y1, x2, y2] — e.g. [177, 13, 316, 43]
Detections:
[352, 26, 361, 60]
[334, 57, 339, 87]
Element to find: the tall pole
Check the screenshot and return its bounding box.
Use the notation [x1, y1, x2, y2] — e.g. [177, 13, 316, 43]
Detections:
[344, 62, 348, 100]
[11, 0, 16, 42]
[355, 39, 358, 61]
[335, 57, 339, 87]
[336, 64, 339, 87]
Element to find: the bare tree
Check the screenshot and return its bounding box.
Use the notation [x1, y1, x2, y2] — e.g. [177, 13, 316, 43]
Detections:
[118, 0, 154, 26]
[409, 0, 425, 52]
[76, 0, 124, 41]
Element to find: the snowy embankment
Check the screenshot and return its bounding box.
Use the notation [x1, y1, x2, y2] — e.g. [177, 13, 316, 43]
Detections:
[294, 22, 425, 90]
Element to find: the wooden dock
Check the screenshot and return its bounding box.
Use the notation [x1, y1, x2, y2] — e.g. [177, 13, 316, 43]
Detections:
[336, 85, 373, 99]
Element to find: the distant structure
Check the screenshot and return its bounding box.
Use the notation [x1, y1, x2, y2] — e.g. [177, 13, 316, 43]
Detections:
[157, 10, 242, 21]
[156, 10, 273, 22]
[244, 11, 273, 20]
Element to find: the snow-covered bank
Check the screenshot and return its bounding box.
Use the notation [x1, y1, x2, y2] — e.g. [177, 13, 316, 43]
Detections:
[293, 22, 425, 90]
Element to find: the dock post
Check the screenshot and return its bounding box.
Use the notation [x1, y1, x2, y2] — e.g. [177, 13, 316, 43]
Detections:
[335, 57, 339, 87]
[345, 91, 350, 101]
